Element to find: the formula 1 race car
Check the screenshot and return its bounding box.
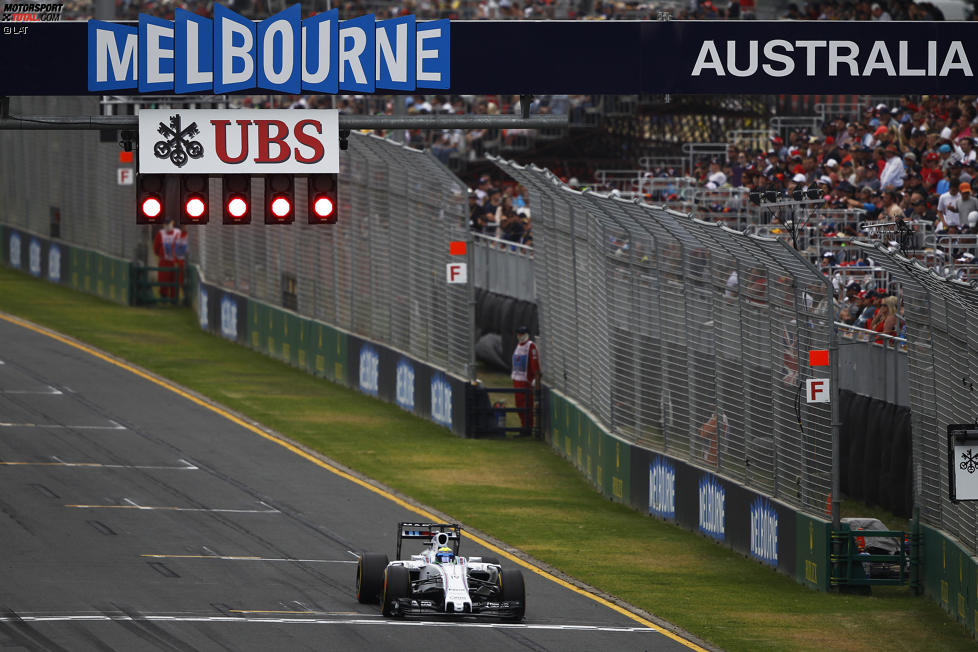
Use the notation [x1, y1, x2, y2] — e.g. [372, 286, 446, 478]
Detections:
[355, 522, 525, 621]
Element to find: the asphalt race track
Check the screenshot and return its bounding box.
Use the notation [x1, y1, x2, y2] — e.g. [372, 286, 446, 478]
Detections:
[0, 314, 703, 652]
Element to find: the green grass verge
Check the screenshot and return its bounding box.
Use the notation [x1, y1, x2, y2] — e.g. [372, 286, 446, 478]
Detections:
[0, 265, 974, 652]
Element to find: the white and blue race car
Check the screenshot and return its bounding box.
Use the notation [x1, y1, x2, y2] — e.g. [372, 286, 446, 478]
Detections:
[356, 522, 525, 621]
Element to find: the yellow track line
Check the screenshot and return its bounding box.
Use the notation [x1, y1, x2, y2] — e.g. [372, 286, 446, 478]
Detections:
[0, 312, 707, 652]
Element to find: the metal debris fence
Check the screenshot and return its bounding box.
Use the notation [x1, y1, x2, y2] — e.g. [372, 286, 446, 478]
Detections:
[494, 158, 835, 517]
[852, 241, 978, 554]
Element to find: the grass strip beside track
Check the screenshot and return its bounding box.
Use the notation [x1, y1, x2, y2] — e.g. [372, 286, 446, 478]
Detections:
[0, 266, 973, 652]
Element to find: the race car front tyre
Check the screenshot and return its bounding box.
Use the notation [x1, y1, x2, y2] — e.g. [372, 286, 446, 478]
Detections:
[381, 565, 412, 617]
[356, 552, 389, 604]
[499, 568, 526, 622]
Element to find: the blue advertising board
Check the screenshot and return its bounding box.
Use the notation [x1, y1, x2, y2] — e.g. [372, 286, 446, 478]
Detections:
[2, 13, 977, 95]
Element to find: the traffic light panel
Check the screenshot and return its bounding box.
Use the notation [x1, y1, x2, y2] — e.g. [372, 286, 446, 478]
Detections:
[137, 174, 167, 224]
[265, 174, 295, 224]
[308, 173, 338, 224]
[180, 174, 209, 225]
[222, 175, 251, 225]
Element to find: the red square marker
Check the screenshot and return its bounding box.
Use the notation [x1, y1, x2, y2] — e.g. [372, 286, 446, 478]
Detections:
[119, 151, 133, 164]
[809, 349, 829, 367]
[449, 241, 467, 256]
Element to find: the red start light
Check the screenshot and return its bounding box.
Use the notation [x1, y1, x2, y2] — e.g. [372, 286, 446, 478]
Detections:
[141, 196, 163, 219]
[185, 196, 207, 219]
[227, 197, 248, 219]
[270, 196, 292, 218]
[312, 196, 335, 218]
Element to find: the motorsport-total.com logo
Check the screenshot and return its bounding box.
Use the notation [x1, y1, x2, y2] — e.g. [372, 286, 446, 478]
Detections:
[1, 1, 62, 21]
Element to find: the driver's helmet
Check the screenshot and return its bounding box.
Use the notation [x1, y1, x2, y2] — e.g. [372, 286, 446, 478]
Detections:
[435, 546, 454, 564]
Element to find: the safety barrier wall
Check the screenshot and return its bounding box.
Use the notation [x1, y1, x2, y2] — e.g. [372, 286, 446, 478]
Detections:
[1, 225, 131, 305]
[194, 273, 469, 436]
[920, 524, 978, 634]
[550, 390, 833, 590]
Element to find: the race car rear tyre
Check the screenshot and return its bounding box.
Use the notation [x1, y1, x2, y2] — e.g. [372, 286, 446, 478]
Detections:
[381, 565, 412, 617]
[356, 552, 389, 604]
[482, 557, 500, 566]
[499, 569, 526, 622]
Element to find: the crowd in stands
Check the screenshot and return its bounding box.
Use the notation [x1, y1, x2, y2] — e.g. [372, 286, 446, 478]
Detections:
[65, 0, 975, 26]
[677, 94, 978, 341]
[468, 174, 534, 248]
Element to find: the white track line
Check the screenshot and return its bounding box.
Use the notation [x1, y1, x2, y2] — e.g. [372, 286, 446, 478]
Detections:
[65, 499, 280, 514]
[0, 421, 125, 430]
[0, 385, 63, 395]
[0, 458, 197, 470]
[141, 554, 355, 564]
[0, 614, 658, 633]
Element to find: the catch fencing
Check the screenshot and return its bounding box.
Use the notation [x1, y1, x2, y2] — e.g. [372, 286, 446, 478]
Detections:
[0, 96, 141, 260]
[852, 241, 978, 555]
[193, 133, 475, 381]
[494, 158, 834, 517]
[0, 96, 475, 383]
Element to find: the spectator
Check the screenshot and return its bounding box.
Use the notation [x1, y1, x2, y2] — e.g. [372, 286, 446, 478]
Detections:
[869, 295, 901, 342]
[938, 180, 964, 232]
[955, 182, 978, 229]
[880, 144, 906, 189]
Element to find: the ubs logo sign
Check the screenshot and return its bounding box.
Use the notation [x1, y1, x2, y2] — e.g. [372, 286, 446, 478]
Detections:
[359, 344, 379, 396]
[649, 456, 676, 520]
[138, 109, 339, 175]
[153, 114, 203, 168]
[395, 358, 415, 411]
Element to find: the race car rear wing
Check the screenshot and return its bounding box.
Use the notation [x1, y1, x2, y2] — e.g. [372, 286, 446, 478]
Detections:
[396, 522, 461, 559]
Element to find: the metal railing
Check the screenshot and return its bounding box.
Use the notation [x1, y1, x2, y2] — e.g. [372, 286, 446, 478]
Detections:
[493, 157, 834, 517]
[850, 241, 978, 555]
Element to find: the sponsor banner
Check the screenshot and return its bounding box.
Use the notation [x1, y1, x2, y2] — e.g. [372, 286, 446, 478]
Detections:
[553, 390, 803, 578]
[47, 241, 64, 283]
[346, 333, 464, 434]
[138, 109, 338, 175]
[6, 19, 978, 94]
[649, 456, 677, 521]
[2, 229, 68, 286]
[85, 7, 449, 94]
